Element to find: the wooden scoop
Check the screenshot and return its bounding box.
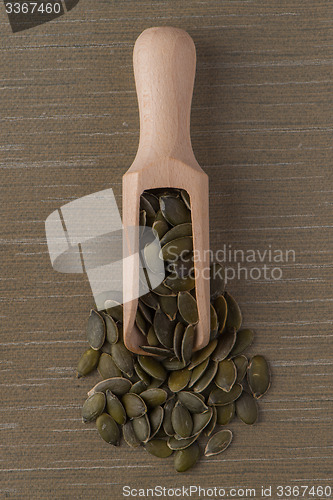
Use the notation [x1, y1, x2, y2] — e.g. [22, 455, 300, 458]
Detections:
[123, 27, 210, 355]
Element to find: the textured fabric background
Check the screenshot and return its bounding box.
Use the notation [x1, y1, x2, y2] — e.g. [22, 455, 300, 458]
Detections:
[0, 1, 332, 499]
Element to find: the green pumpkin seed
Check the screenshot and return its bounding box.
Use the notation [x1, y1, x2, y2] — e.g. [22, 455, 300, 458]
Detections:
[247, 355, 270, 399]
[122, 420, 141, 448]
[140, 293, 160, 310]
[111, 342, 134, 377]
[159, 295, 178, 321]
[154, 209, 169, 223]
[139, 209, 146, 228]
[192, 360, 218, 393]
[191, 407, 213, 435]
[100, 341, 112, 355]
[168, 254, 194, 279]
[171, 402, 193, 438]
[140, 195, 156, 226]
[210, 304, 219, 341]
[140, 345, 172, 357]
[236, 392, 258, 424]
[98, 353, 122, 379]
[204, 429, 232, 457]
[215, 359, 237, 392]
[96, 413, 120, 446]
[77, 348, 100, 378]
[216, 403, 235, 426]
[188, 339, 218, 370]
[160, 195, 191, 226]
[101, 313, 119, 344]
[148, 406, 164, 439]
[174, 442, 200, 472]
[224, 292, 242, 331]
[132, 414, 151, 443]
[145, 439, 173, 458]
[161, 237, 193, 262]
[208, 383, 243, 406]
[147, 325, 160, 347]
[146, 377, 165, 389]
[152, 281, 177, 296]
[104, 300, 123, 322]
[87, 310, 105, 350]
[135, 308, 148, 336]
[164, 273, 195, 292]
[188, 358, 209, 388]
[129, 380, 147, 394]
[233, 355, 248, 383]
[144, 241, 164, 275]
[122, 393, 147, 419]
[142, 192, 160, 212]
[152, 220, 170, 240]
[177, 291, 199, 325]
[210, 263, 225, 300]
[181, 325, 195, 365]
[153, 308, 175, 349]
[82, 392, 106, 422]
[138, 301, 153, 324]
[229, 329, 254, 357]
[178, 391, 208, 414]
[173, 323, 185, 361]
[204, 406, 217, 437]
[106, 390, 126, 425]
[160, 223, 192, 247]
[180, 189, 191, 210]
[211, 328, 237, 362]
[162, 358, 186, 371]
[163, 397, 176, 436]
[88, 377, 132, 398]
[140, 388, 168, 408]
[138, 355, 167, 381]
[167, 435, 198, 450]
[134, 361, 151, 385]
[168, 367, 191, 392]
[214, 295, 228, 333]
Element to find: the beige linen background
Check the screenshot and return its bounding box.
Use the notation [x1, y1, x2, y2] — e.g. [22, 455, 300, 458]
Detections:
[0, 1, 332, 499]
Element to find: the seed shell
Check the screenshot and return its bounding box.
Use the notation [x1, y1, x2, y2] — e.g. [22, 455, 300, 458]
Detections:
[192, 360, 218, 393]
[177, 291, 199, 325]
[152, 220, 169, 239]
[160, 223, 192, 247]
[149, 406, 164, 439]
[132, 414, 151, 443]
[215, 359, 237, 392]
[145, 439, 173, 458]
[138, 355, 167, 381]
[229, 329, 254, 357]
[96, 413, 120, 446]
[181, 325, 195, 365]
[134, 361, 151, 385]
[167, 435, 198, 450]
[173, 323, 185, 361]
[235, 392, 258, 424]
[147, 325, 159, 347]
[122, 420, 141, 448]
[122, 393, 147, 419]
[160, 195, 191, 226]
[188, 358, 210, 388]
[191, 407, 213, 435]
[208, 383, 243, 406]
[204, 429, 232, 457]
[87, 310, 105, 350]
[174, 442, 200, 473]
[111, 342, 134, 377]
[163, 397, 176, 436]
[97, 353, 122, 379]
[101, 313, 119, 344]
[224, 292, 242, 331]
[82, 392, 106, 422]
[233, 355, 248, 383]
[214, 295, 228, 333]
[88, 377, 132, 398]
[106, 390, 126, 425]
[216, 403, 235, 426]
[77, 348, 100, 378]
[204, 406, 217, 437]
[153, 308, 175, 349]
[162, 358, 186, 371]
[188, 339, 218, 370]
[140, 388, 168, 408]
[129, 380, 148, 394]
[140, 345, 173, 357]
[140, 293, 160, 310]
[177, 391, 208, 414]
[168, 367, 191, 393]
[247, 355, 270, 399]
[211, 327, 237, 362]
[159, 295, 178, 321]
[142, 192, 160, 212]
[171, 402, 193, 438]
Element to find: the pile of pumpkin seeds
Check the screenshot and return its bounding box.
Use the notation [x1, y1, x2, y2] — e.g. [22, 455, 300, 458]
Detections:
[77, 188, 271, 473]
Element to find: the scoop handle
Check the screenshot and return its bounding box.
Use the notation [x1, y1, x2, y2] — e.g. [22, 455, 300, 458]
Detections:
[133, 27, 197, 164]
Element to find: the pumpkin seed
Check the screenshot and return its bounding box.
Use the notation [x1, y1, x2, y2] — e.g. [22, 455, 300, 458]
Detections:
[100, 341, 112, 355]
[96, 413, 120, 446]
[87, 310, 105, 350]
[192, 360, 218, 393]
[138, 301, 153, 324]
[174, 442, 200, 472]
[106, 390, 126, 425]
[177, 391, 208, 414]
[214, 295, 228, 333]
[162, 358, 186, 371]
[181, 325, 195, 364]
[210, 263, 225, 300]
[168, 367, 191, 392]
[129, 380, 148, 394]
[160, 195, 191, 226]
[160, 223, 192, 247]
[178, 291, 199, 325]
[147, 325, 159, 347]
[145, 439, 173, 458]
[101, 313, 119, 344]
[210, 304, 219, 341]
[77, 348, 100, 378]
[82, 392, 106, 422]
[140, 195, 156, 226]
[215, 359, 237, 392]
[154, 209, 169, 223]
[146, 377, 165, 389]
[204, 429, 232, 457]
[208, 383, 243, 406]
[236, 392, 258, 424]
[168, 254, 194, 279]
[204, 406, 217, 437]
[161, 237, 193, 261]
[122, 393, 147, 419]
[142, 192, 160, 212]
[138, 355, 167, 381]
[159, 295, 178, 321]
[144, 241, 164, 275]
[152, 220, 170, 239]
[134, 361, 151, 385]
[191, 407, 213, 435]
[167, 435, 198, 450]
[233, 355, 248, 383]
[180, 189, 191, 210]
[152, 281, 177, 296]
[148, 406, 164, 439]
[229, 329, 254, 357]
[135, 308, 148, 336]
[122, 420, 141, 448]
[132, 414, 151, 443]
[104, 300, 123, 322]
[140, 292, 160, 310]
[224, 292, 242, 331]
[216, 403, 235, 426]
[140, 388, 168, 408]
[171, 402, 193, 438]
[211, 328, 237, 362]
[188, 339, 218, 369]
[98, 353, 122, 379]
[163, 397, 176, 436]
[88, 377, 132, 398]
[173, 323, 185, 361]
[164, 273, 195, 292]
[139, 209, 146, 228]
[111, 342, 134, 377]
[188, 358, 209, 388]
[153, 308, 175, 349]
[247, 355, 270, 399]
